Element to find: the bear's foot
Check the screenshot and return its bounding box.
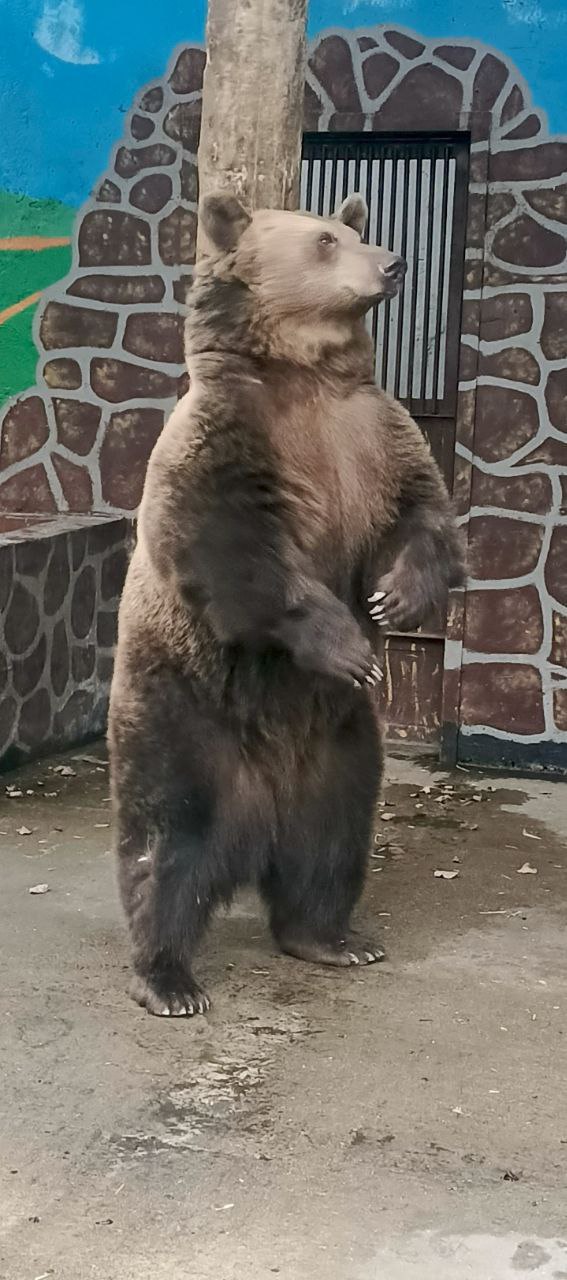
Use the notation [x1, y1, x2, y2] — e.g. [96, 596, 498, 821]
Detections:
[130, 967, 211, 1017]
[277, 930, 385, 968]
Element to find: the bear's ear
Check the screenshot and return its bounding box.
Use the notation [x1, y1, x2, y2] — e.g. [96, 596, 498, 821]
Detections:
[199, 193, 252, 252]
[334, 194, 368, 237]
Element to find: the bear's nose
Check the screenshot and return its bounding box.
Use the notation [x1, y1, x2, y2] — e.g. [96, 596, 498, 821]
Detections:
[382, 254, 407, 280]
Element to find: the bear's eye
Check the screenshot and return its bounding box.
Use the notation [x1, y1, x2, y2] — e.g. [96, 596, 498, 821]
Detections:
[318, 231, 336, 247]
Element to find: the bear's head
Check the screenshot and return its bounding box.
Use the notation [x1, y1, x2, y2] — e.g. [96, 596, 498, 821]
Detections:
[198, 191, 406, 322]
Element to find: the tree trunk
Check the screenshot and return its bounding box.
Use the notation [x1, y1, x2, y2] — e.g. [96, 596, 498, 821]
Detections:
[197, 0, 308, 246]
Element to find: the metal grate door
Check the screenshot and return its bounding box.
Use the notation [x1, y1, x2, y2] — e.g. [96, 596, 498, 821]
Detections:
[301, 133, 469, 420]
[301, 132, 470, 744]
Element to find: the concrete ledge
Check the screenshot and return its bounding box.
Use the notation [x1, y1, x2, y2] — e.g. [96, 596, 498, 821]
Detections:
[0, 514, 132, 769]
[455, 730, 567, 778]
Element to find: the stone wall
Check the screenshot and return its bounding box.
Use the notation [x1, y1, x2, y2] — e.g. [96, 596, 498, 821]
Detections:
[0, 515, 130, 767]
[0, 27, 565, 769]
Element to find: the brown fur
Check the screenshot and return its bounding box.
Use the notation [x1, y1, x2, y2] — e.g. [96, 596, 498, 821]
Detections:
[109, 193, 465, 1016]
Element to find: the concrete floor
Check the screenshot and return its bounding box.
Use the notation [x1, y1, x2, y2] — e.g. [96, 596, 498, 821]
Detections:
[1, 747, 566, 1280]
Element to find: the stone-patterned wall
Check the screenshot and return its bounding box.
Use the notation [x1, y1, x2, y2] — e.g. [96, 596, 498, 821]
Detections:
[452, 159, 567, 768]
[0, 516, 131, 767]
[0, 26, 565, 769]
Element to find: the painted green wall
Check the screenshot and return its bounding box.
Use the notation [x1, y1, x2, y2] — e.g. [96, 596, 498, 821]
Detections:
[0, 192, 74, 403]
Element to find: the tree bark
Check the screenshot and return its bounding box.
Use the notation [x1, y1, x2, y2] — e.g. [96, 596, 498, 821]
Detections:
[197, 0, 308, 246]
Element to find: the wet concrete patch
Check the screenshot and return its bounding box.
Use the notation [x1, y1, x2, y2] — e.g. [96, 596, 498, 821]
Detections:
[363, 1233, 567, 1279]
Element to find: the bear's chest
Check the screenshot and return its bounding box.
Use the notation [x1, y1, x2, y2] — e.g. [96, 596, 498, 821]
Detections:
[271, 387, 388, 583]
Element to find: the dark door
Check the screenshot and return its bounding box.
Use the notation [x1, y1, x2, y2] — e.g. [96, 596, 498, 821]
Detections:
[301, 133, 469, 744]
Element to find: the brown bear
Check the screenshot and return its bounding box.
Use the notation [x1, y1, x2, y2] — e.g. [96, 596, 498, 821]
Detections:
[108, 191, 465, 1017]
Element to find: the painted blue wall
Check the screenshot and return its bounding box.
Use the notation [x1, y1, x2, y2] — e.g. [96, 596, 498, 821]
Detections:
[1, 0, 566, 207]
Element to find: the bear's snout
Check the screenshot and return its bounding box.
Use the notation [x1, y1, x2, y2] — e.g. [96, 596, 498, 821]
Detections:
[381, 253, 407, 282]
[377, 252, 407, 297]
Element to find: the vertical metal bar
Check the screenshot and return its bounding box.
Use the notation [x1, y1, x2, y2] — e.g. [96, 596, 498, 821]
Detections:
[380, 154, 398, 391]
[328, 146, 339, 215]
[394, 153, 410, 401]
[342, 147, 351, 201]
[431, 147, 451, 413]
[317, 146, 326, 216]
[364, 147, 376, 244]
[370, 156, 382, 368]
[353, 147, 362, 203]
[375, 149, 387, 245]
[305, 151, 315, 212]
[367, 152, 381, 372]
[406, 156, 422, 411]
[419, 148, 437, 405]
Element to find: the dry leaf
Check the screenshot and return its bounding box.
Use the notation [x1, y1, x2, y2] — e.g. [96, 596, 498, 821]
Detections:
[434, 869, 460, 880]
[6, 789, 23, 798]
[517, 863, 537, 875]
[421, 786, 432, 795]
[522, 829, 541, 840]
[381, 813, 395, 821]
[29, 883, 49, 895]
[52, 765, 76, 777]
[17, 826, 32, 836]
[94, 823, 109, 829]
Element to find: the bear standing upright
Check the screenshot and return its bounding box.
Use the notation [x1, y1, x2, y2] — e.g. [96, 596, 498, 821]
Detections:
[108, 192, 465, 1017]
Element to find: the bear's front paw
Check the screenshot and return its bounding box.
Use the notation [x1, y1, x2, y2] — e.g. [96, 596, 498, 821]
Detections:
[294, 613, 382, 688]
[369, 570, 428, 633]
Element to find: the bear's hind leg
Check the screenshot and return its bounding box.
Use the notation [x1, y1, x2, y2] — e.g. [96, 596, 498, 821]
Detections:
[262, 702, 384, 968]
[117, 802, 223, 1016]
